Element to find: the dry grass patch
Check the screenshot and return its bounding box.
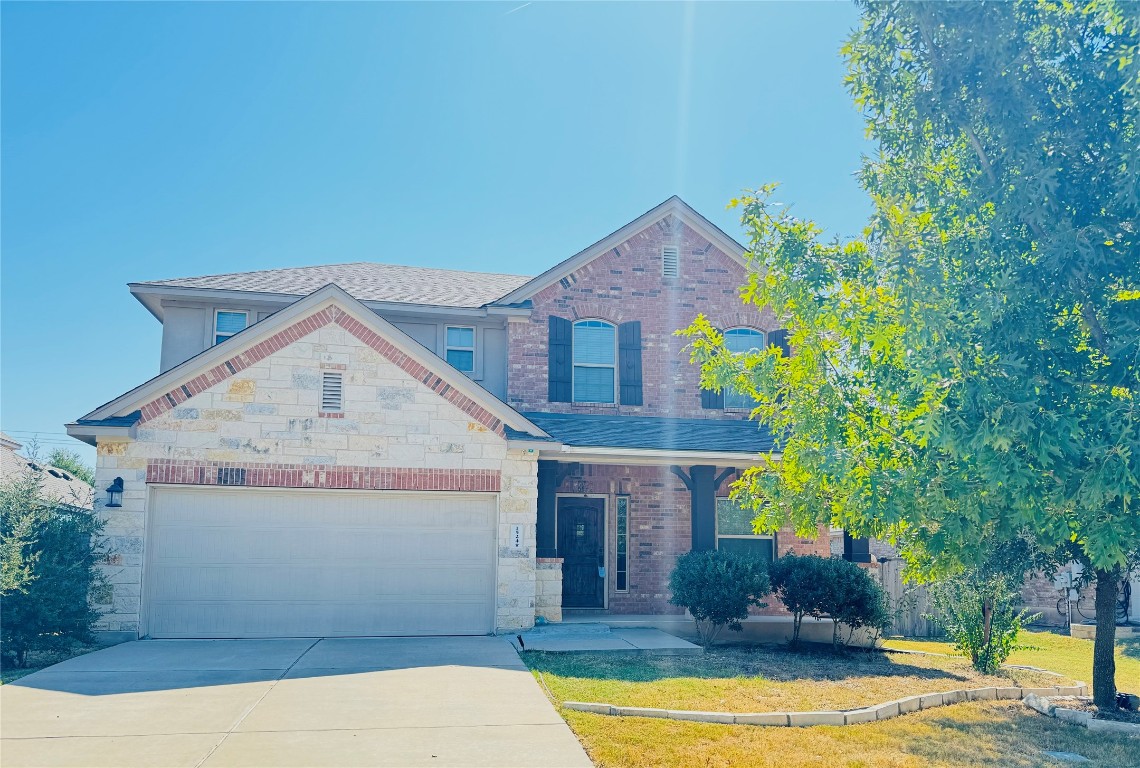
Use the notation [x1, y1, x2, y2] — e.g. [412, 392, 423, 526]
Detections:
[562, 702, 1139, 768]
[526, 643, 1069, 714]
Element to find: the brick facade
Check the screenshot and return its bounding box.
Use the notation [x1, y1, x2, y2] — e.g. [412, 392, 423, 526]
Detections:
[551, 463, 830, 615]
[507, 214, 779, 417]
[92, 304, 538, 637]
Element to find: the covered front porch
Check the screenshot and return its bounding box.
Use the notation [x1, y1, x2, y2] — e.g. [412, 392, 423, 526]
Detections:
[520, 412, 870, 628]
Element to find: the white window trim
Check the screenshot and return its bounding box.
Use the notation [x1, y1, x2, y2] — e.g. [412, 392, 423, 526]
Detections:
[723, 327, 766, 411]
[715, 497, 776, 557]
[571, 319, 618, 405]
[212, 309, 249, 347]
[444, 325, 477, 373]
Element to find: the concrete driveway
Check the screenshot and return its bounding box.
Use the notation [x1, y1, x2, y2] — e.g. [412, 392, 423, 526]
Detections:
[0, 637, 593, 768]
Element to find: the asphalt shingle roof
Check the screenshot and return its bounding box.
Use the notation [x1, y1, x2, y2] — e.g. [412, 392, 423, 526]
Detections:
[138, 262, 533, 308]
[0, 433, 94, 509]
[519, 413, 777, 454]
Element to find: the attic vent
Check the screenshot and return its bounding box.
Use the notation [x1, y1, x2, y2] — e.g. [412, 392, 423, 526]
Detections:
[662, 246, 680, 278]
[321, 372, 344, 413]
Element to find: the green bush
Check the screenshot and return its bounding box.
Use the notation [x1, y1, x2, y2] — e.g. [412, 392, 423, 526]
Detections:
[669, 550, 771, 645]
[1, 470, 105, 668]
[768, 554, 891, 648]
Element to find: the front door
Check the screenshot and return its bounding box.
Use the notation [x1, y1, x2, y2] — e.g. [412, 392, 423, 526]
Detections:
[557, 497, 605, 608]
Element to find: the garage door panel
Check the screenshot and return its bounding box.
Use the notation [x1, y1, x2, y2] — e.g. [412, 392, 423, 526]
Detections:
[146, 488, 497, 638]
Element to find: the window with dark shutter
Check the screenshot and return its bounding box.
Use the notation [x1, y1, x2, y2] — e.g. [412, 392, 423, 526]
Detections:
[618, 321, 643, 405]
[548, 316, 573, 402]
[701, 387, 724, 410]
[769, 328, 791, 357]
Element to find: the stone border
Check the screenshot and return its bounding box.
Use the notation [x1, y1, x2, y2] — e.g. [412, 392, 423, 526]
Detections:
[1023, 694, 1140, 738]
[563, 684, 1088, 727]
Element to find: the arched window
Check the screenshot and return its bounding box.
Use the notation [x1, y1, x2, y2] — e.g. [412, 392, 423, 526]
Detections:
[723, 328, 765, 409]
[572, 320, 616, 403]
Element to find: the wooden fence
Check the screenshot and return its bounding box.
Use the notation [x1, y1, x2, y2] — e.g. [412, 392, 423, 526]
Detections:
[877, 557, 943, 638]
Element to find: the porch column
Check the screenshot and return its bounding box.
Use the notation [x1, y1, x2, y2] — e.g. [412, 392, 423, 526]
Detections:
[537, 460, 559, 558]
[689, 465, 717, 551]
[843, 532, 872, 563]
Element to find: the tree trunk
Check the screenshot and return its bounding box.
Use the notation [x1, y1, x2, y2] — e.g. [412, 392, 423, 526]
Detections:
[1092, 567, 1119, 710]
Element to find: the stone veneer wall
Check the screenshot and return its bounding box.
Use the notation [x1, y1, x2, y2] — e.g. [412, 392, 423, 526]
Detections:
[91, 313, 538, 637]
[507, 214, 779, 418]
[535, 558, 564, 622]
[553, 464, 831, 615]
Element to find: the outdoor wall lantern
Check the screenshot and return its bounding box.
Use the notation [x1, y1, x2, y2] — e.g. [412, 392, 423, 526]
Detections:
[105, 477, 124, 508]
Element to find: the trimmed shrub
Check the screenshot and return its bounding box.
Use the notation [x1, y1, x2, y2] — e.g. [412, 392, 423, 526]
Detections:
[1, 470, 105, 668]
[768, 554, 891, 648]
[669, 550, 771, 646]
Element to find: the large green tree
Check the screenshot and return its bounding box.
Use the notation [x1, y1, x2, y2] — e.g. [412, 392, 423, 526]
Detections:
[687, 0, 1139, 708]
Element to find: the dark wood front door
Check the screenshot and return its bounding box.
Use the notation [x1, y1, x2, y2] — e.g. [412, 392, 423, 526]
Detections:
[557, 497, 605, 608]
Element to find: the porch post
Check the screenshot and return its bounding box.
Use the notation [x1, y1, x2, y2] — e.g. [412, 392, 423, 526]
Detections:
[537, 460, 558, 558]
[689, 465, 717, 552]
[843, 532, 872, 563]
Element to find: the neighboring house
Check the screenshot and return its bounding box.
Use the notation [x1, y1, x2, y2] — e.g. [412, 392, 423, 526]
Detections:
[1, 432, 94, 510]
[67, 197, 849, 642]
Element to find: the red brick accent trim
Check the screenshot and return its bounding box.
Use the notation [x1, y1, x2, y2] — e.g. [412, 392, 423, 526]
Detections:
[137, 305, 506, 435]
[317, 412, 345, 419]
[146, 459, 501, 492]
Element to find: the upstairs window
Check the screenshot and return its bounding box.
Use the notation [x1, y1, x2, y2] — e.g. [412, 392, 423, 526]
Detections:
[445, 326, 475, 372]
[662, 245, 680, 278]
[214, 310, 248, 345]
[572, 320, 616, 403]
[723, 328, 765, 409]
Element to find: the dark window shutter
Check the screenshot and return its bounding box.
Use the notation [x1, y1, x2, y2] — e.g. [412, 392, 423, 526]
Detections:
[701, 387, 724, 410]
[548, 316, 573, 402]
[618, 321, 643, 406]
[769, 328, 791, 357]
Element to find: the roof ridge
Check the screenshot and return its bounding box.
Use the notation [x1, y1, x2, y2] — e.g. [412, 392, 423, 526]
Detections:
[138, 261, 533, 286]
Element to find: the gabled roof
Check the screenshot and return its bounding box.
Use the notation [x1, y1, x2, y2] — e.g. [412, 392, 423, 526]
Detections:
[132, 263, 532, 309]
[490, 196, 747, 307]
[68, 284, 548, 444]
[0, 433, 94, 509]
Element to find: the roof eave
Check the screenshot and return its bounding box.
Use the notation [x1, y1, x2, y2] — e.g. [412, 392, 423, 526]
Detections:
[542, 445, 777, 466]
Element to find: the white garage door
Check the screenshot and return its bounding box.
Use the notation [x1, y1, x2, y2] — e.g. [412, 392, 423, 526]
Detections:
[145, 487, 497, 638]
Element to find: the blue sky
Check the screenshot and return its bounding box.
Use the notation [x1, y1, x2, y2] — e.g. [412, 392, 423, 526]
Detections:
[1, 1, 870, 466]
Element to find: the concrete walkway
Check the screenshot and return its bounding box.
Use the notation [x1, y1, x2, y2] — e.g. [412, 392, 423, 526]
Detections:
[513, 623, 701, 655]
[0, 637, 593, 768]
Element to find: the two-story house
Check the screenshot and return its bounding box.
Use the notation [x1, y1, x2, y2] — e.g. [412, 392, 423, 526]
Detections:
[67, 197, 835, 642]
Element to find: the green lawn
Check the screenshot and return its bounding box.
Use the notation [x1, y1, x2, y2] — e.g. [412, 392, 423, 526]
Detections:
[528, 643, 1070, 714]
[884, 628, 1140, 691]
[527, 629, 1140, 768]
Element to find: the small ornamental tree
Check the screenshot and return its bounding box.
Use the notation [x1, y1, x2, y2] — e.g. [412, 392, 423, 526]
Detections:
[0, 470, 106, 668]
[668, 550, 771, 646]
[768, 554, 891, 648]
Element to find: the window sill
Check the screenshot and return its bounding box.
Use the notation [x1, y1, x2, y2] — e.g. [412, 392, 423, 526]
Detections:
[571, 401, 618, 408]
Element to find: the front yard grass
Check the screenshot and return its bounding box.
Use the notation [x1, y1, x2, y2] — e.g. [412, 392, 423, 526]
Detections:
[561, 701, 1139, 768]
[525, 629, 1140, 768]
[527, 642, 1070, 713]
[884, 628, 1140, 691]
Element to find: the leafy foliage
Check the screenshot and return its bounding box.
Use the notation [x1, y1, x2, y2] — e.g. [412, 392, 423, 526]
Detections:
[668, 550, 770, 646]
[683, 0, 1139, 707]
[926, 536, 1045, 673]
[767, 554, 891, 648]
[45, 449, 95, 487]
[1, 470, 106, 668]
